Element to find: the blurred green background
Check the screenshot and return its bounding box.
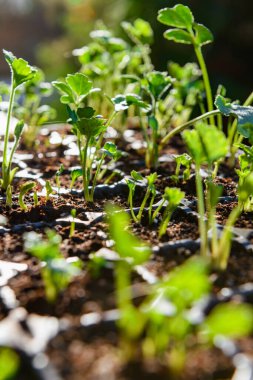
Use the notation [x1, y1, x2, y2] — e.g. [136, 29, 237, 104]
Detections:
[0, 0, 252, 100]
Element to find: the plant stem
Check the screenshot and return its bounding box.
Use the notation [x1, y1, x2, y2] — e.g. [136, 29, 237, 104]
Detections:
[195, 164, 208, 257]
[160, 110, 220, 147]
[2, 80, 15, 190]
[137, 188, 150, 222]
[194, 45, 215, 125]
[82, 137, 91, 201]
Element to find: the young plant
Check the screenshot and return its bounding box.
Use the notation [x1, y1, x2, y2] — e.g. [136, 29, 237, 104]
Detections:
[24, 229, 82, 302]
[69, 208, 76, 238]
[45, 180, 54, 201]
[106, 204, 151, 353]
[157, 187, 185, 238]
[171, 153, 192, 183]
[18, 181, 35, 211]
[183, 123, 228, 258]
[0, 50, 37, 191]
[235, 146, 253, 212]
[126, 170, 157, 223]
[158, 4, 215, 124]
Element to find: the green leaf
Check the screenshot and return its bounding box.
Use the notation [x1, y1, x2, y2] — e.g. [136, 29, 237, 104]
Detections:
[202, 303, 253, 342]
[77, 106, 96, 119]
[146, 71, 173, 99]
[160, 257, 210, 310]
[14, 120, 25, 139]
[112, 94, 150, 112]
[66, 73, 92, 104]
[215, 95, 253, 140]
[122, 18, 154, 45]
[194, 23, 213, 46]
[106, 204, 151, 265]
[53, 81, 74, 104]
[163, 187, 185, 209]
[76, 116, 106, 138]
[183, 124, 228, 165]
[207, 182, 223, 209]
[238, 172, 253, 203]
[131, 170, 144, 181]
[3, 50, 37, 88]
[158, 4, 194, 30]
[164, 29, 192, 44]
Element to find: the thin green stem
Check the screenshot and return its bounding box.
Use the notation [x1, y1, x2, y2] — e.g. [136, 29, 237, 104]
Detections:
[160, 110, 220, 147]
[137, 188, 150, 222]
[195, 164, 208, 257]
[82, 137, 91, 201]
[194, 45, 215, 125]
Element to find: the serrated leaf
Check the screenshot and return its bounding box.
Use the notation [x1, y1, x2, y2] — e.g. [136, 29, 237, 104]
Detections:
[183, 124, 228, 165]
[112, 94, 150, 112]
[77, 106, 96, 119]
[146, 71, 173, 99]
[76, 117, 106, 138]
[164, 29, 192, 44]
[158, 4, 194, 30]
[66, 73, 92, 104]
[3, 50, 37, 88]
[215, 95, 253, 140]
[194, 23, 213, 46]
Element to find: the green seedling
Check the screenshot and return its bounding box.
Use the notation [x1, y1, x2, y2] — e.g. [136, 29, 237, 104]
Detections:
[70, 168, 83, 190]
[55, 164, 64, 195]
[18, 181, 35, 211]
[0, 50, 37, 191]
[6, 185, 13, 208]
[24, 229, 82, 302]
[45, 180, 54, 201]
[157, 187, 185, 238]
[0, 347, 20, 380]
[70, 208, 76, 238]
[33, 189, 39, 207]
[126, 170, 157, 223]
[171, 153, 192, 183]
[182, 123, 252, 269]
[106, 204, 151, 354]
[158, 4, 215, 125]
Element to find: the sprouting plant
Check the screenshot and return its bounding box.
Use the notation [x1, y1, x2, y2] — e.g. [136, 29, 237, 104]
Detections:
[24, 229, 82, 302]
[18, 181, 35, 211]
[141, 258, 253, 374]
[182, 123, 253, 269]
[70, 168, 83, 190]
[126, 170, 157, 223]
[6, 185, 13, 208]
[33, 188, 39, 207]
[70, 208, 76, 238]
[0, 347, 20, 380]
[157, 187, 185, 238]
[235, 145, 253, 212]
[171, 153, 192, 183]
[55, 164, 64, 195]
[0, 50, 37, 191]
[105, 204, 151, 353]
[45, 180, 54, 201]
[158, 4, 215, 124]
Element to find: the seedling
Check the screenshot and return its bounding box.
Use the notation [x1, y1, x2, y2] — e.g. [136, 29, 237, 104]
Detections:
[69, 208, 76, 238]
[70, 168, 83, 190]
[24, 229, 82, 302]
[0, 50, 37, 191]
[33, 189, 39, 207]
[126, 171, 157, 223]
[158, 4, 215, 124]
[18, 181, 35, 211]
[171, 153, 192, 183]
[5, 185, 13, 208]
[45, 180, 54, 201]
[106, 204, 151, 351]
[158, 187, 185, 238]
